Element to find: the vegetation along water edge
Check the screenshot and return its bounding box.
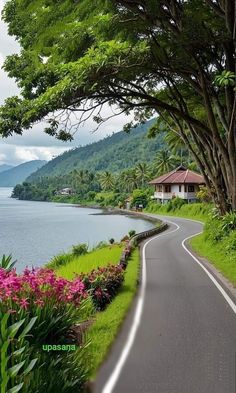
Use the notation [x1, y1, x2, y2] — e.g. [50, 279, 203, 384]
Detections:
[0, 216, 164, 392]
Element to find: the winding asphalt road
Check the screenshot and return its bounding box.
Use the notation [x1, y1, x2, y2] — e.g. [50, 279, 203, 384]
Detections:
[94, 215, 236, 393]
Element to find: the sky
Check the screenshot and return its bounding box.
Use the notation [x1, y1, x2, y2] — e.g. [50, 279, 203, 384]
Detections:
[0, 0, 131, 166]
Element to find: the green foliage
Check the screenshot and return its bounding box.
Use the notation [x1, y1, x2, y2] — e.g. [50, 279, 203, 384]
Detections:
[94, 191, 120, 207]
[196, 186, 211, 203]
[27, 349, 88, 393]
[166, 197, 187, 212]
[26, 120, 161, 180]
[128, 230, 136, 238]
[11, 124, 197, 208]
[72, 243, 88, 257]
[0, 310, 38, 393]
[1, 0, 235, 212]
[214, 71, 236, 87]
[99, 171, 115, 191]
[46, 253, 74, 269]
[190, 233, 236, 285]
[82, 265, 125, 311]
[131, 189, 149, 208]
[146, 201, 212, 222]
[56, 244, 123, 279]
[0, 254, 17, 272]
[204, 212, 236, 243]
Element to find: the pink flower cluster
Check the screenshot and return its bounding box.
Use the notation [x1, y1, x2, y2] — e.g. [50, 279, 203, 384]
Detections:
[0, 267, 86, 310]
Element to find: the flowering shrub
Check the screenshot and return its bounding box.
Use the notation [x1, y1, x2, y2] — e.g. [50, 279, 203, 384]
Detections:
[0, 267, 88, 347]
[0, 244, 132, 393]
[81, 264, 125, 310]
[0, 267, 86, 310]
[0, 267, 89, 393]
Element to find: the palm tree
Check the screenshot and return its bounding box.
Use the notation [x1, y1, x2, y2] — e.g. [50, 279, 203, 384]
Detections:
[99, 171, 115, 191]
[164, 131, 194, 167]
[135, 162, 151, 188]
[125, 169, 139, 192]
[153, 149, 175, 175]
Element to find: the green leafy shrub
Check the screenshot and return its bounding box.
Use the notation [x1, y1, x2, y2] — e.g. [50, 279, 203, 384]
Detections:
[47, 253, 74, 269]
[0, 267, 90, 393]
[0, 309, 38, 393]
[28, 348, 88, 393]
[146, 201, 212, 220]
[224, 231, 236, 254]
[205, 212, 236, 243]
[131, 189, 148, 208]
[221, 212, 236, 232]
[81, 265, 125, 311]
[128, 230, 136, 238]
[0, 254, 17, 271]
[169, 197, 187, 210]
[196, 186, 212, 203]
[72, 243, 88, 256]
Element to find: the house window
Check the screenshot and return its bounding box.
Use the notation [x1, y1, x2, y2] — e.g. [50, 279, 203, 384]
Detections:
[164, 185, 171, 193]
[179, 185, 182, 192]
[188, 185, 195, 192]
[157, 185, 162, 192]
[184, 185, 187, 192]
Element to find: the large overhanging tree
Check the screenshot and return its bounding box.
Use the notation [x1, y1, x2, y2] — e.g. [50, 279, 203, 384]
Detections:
[0, 0, 235, 213]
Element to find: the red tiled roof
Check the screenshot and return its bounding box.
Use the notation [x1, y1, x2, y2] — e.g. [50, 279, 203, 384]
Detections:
[149, 166, 205, 185]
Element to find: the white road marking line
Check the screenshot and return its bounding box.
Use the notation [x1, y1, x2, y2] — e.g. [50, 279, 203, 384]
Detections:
[182, 233, 236, 314]
[101, 222, 179, 393]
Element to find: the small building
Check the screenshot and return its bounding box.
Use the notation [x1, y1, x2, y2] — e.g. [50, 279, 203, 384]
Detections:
[149, 166, 205, 204]
[56, 188, 75, 196]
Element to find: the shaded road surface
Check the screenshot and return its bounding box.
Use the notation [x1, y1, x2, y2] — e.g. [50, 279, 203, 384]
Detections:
[95, 215, 236, 393]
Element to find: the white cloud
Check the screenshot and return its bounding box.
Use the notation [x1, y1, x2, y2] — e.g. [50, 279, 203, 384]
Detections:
[0, 143, 68, 165]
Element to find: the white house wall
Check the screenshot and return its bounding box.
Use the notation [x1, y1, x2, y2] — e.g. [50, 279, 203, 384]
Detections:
[154, 184, 199, 201]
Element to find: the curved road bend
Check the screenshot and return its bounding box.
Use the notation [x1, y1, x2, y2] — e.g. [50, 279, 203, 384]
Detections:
[94, 215, 236, 393]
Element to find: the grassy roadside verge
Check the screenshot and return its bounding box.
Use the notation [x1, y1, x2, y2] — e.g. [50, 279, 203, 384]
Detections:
[189, 234, 236, 286]
[84, 248, 140, 379]
[145, 202, 211, 222]
[56, 244, 123, 278]
[55, 243, 140, 379]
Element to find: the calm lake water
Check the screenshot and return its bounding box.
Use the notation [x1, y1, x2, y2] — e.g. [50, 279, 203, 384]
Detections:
[0, 188, 153, 271]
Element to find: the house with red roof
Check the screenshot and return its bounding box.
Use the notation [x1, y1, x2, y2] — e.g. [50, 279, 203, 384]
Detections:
[149, 166, 205, 204]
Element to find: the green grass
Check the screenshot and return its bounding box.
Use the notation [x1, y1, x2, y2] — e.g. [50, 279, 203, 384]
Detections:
[84, 248, 140, 378]
[56, 244, 123, 279]
[56, 244, 141, 379]
[145, 202, 212, 222]
[190, 234, 236, 286]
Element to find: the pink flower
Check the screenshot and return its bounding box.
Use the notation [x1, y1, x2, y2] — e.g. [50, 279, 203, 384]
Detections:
[8, 309, 17, 314]
[19, 298, 30, 310]
[34, 299, 44, 307]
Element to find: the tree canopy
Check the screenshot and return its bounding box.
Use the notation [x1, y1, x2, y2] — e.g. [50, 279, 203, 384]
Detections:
[0, 0, 235, 212]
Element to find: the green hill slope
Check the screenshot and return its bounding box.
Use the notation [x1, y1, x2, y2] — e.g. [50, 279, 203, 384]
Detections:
[28, 119, 163, 181]
[0, 160, 47, 187]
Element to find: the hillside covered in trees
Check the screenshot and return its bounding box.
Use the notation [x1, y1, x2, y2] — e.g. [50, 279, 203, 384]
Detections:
[27, 119, 162, 181]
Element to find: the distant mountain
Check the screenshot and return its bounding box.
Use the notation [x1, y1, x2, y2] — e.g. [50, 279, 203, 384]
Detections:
[28, 119, 164, 182]
[0, 160, 47, 187]
[0, 164, 14, 173]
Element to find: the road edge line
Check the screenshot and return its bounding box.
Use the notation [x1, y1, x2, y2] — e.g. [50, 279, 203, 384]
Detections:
[101, 222, 179, 393]
[182, 233, 236, 314]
